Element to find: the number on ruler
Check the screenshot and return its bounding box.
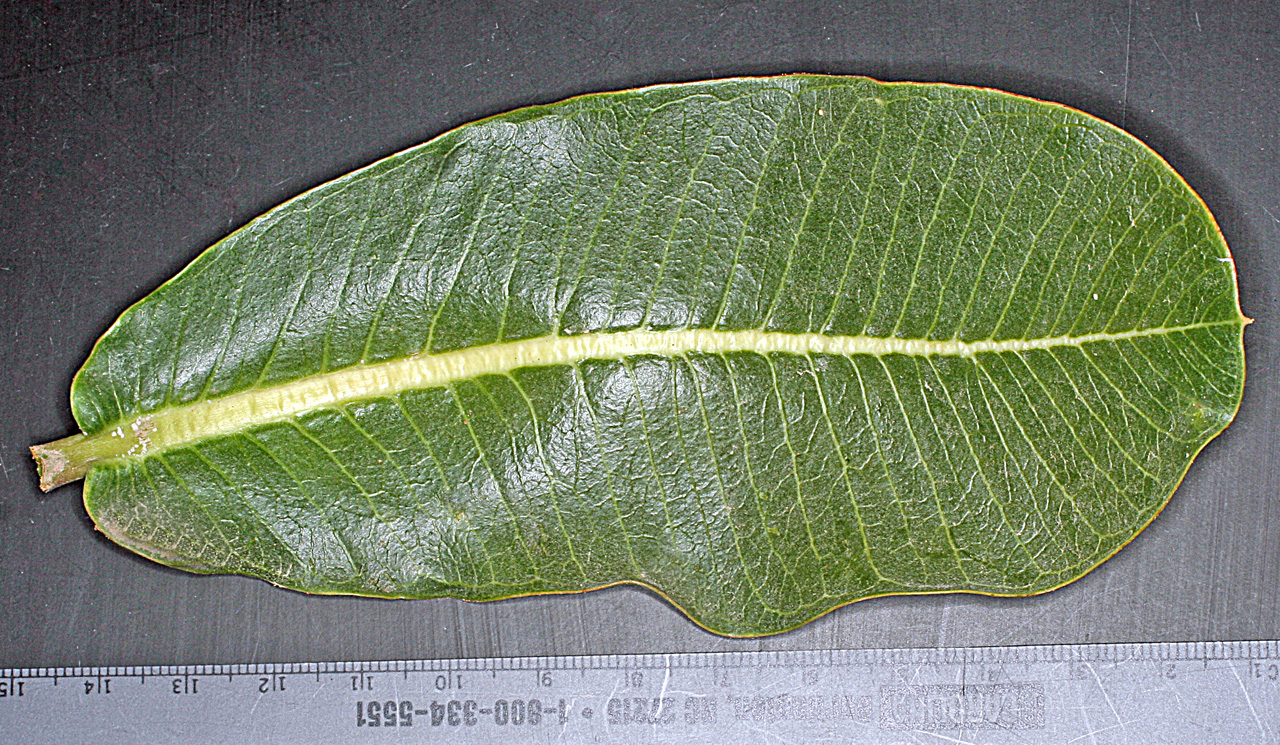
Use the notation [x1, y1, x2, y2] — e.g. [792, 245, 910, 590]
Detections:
[0, 680, 24, 698]
[259, 675, 286, 693]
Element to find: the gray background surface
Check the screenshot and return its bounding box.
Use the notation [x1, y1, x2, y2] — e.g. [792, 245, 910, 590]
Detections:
[1, 0, 1276, 668]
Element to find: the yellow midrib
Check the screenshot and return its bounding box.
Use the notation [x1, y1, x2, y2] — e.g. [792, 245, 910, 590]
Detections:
[36, 321, 1237, 487]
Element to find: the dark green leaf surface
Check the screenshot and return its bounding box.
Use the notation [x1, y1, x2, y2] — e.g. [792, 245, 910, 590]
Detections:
[34, 76, 1246, 636]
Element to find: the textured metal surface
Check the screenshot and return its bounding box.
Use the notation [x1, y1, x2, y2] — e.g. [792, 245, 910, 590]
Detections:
[1, 642, 1277, 744]
[1, 0, 1277, 667]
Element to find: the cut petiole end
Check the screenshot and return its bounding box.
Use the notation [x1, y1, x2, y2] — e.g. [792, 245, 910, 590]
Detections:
[31, 434, 97, 492]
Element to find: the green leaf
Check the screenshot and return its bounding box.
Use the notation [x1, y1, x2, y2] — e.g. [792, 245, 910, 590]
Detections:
[32, 75, 1246, 636]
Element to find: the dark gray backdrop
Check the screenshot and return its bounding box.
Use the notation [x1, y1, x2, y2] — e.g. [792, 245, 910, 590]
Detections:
[2, 0, 1276, 668]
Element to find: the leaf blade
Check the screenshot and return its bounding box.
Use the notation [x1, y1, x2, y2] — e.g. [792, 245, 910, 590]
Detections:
[36, 75, 1247, 636]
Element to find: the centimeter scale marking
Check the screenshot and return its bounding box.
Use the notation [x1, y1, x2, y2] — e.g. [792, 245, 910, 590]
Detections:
[1, 641, 1276, 744]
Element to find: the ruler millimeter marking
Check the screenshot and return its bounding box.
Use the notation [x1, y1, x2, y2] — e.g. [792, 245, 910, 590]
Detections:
[1, 640, 1276, 744]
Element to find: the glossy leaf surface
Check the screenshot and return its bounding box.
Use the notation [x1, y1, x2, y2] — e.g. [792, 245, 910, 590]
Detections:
[34, 76, 1247, 636]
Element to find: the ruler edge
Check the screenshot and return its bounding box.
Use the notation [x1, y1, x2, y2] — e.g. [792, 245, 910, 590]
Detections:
[4, 639, 1277, 681]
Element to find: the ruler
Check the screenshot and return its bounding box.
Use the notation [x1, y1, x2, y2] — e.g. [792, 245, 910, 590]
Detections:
[1, 641, 1276, 744]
